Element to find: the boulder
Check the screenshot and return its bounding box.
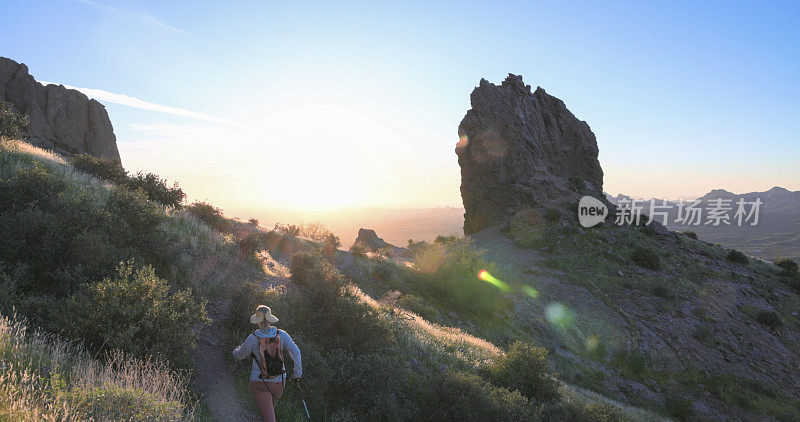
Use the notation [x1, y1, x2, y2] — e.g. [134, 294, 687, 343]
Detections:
[0, 57, 120, 162]
[456, 74, 603, 235]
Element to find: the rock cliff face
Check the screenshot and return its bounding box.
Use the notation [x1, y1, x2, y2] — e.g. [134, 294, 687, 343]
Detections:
[457, 74, 602, 235]
[0, 57, 119, 161]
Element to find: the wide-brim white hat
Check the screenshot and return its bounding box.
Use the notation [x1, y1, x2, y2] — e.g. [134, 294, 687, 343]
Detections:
[250, 305, 279, 324]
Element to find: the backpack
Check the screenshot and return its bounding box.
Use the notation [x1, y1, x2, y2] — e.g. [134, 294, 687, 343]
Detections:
[254, 330, 284, 379]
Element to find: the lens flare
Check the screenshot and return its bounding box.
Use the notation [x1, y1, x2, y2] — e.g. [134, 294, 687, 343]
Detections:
[545, 303, 572, 327]
[478, 269, 510, 292]
[522, 285, 539, 298]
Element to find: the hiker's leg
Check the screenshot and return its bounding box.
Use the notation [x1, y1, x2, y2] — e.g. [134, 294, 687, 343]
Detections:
[249, 381, 276, 422]
[267, 381, 284, 406]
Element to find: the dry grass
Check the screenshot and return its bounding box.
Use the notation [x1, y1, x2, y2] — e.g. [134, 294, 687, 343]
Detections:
[0, 313, 197, 421]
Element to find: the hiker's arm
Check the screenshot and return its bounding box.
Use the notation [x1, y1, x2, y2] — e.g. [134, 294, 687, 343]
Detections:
[281, 331, 302, 377]
[232, 334, 256, 360]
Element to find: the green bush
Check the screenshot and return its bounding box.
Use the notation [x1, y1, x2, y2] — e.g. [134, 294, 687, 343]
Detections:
[414, 370, 535, 421]
[58, 263, 208, 368]
[0, 101, 29, 139]
[70, 154, 184, 208]
[631, 247, 661, 270]
[186, 201, 231, 233]
[290, 251, 325, 285]
[755, 311, 782, 329]
[396, 293, 440, 322]
[726, 250, 748, 265]
[71, 153, 128, 185]
[775, 258, 798, 273]
[488, 341, 560, 403]
[126, 172, 185, 208]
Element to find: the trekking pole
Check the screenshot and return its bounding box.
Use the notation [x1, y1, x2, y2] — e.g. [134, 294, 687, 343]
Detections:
[294, 378, 311, 421]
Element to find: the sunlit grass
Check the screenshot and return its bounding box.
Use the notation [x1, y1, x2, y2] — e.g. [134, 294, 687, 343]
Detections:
[0, 313, 196, 421]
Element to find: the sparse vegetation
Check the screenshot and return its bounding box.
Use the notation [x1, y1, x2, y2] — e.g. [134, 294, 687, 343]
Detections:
[682, 231, 698, 239]
[0, 101, 28, 139]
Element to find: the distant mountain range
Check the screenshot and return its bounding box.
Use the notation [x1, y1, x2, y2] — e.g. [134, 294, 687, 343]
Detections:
[606, 187, 800, 262]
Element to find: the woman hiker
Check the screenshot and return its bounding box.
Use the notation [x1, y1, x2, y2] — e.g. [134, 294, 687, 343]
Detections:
[233, 305, 302, 422]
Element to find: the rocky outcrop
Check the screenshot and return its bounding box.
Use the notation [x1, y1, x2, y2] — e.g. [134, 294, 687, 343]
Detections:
[351, 228, 407, 257]
[457, 74, 603, 235]
[0, 57, 119, 161]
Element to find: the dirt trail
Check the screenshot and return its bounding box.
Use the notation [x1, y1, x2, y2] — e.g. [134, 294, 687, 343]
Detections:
[194, 252, 291, 422]
[194, 297, 259, 422]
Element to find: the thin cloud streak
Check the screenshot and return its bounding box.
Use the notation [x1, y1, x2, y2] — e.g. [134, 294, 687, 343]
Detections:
[72, 0, 187, 35]
[39, 81, 241, 126]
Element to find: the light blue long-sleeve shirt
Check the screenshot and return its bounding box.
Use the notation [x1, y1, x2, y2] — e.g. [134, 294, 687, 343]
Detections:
[233, 326, 302, 382]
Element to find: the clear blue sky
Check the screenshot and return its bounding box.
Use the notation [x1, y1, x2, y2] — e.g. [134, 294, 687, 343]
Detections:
[2, 0, 798, 211]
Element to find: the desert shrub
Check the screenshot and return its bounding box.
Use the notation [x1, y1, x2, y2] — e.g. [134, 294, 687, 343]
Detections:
[582, 402, 620, 422]
[58, 263, 208, 369]
[726, 250, 748, 265]
[372, 263, 396, 282]
[413, 370, 535, 421]
[544, 208, 562, 223]
[411, 240, 510, 316]
[612, 348, 651, 379]
[186, 201, 231, 233]
[323, 233, 341, 255]
[775, 258, 798, 273]
[350, 244, 366, 257]
[434, 235, 459, 245]
[70, 153, 128, 184]
[274, 222, 302, 236]
[396, 294, 440, 322]
[406, 239, 429, 256]
[692, 323, 711, 341]
[664, 393, 694, 420]
[290, 251, 324, 285]
[755, 311, 782, 329]
[0, 101, 28, 139]
[70, 154, 184, 208]
[631, 247, 661, 270]
[488, 341, 560, 403]
[651, 284, 676, 300]
[682, 231, 698, 240]
[126, 172, 185, 208]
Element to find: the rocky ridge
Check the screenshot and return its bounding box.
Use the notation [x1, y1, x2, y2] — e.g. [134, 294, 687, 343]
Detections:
[0, 57, 119, 161]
